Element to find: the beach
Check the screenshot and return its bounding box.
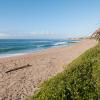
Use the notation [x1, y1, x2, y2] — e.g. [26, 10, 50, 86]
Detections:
[0, 39, 97, 100]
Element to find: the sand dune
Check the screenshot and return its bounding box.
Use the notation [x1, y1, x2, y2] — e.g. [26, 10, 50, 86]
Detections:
[0, 39, 97, 100]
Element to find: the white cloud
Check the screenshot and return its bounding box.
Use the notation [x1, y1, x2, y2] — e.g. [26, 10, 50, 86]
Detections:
[61, 33, 88, 38]
[30, 31, 54, 35]
[0, 32, 88, 39]
[0, 33, 9, 38]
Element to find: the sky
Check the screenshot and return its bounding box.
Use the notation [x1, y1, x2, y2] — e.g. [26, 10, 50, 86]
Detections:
[0, 0, 100, 39]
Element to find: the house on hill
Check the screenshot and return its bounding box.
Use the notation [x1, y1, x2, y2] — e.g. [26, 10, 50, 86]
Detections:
[91, 28, 100, 42]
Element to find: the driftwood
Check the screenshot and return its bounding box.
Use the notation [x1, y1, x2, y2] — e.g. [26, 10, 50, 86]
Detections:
[5, 64, 32, 73]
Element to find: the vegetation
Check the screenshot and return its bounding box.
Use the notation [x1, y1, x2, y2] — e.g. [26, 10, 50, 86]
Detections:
[92, 28, 100, 42]
[27, 45, 100, 100]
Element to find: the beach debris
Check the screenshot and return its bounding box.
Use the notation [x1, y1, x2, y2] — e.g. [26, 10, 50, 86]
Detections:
[5, 64, 32, 73]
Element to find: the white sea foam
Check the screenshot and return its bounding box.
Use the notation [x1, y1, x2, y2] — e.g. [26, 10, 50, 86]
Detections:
[0, 53, 27, 58]
[53, 42, 67, 46]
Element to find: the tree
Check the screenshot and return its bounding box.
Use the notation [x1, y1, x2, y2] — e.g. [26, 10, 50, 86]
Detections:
[91, 28, 100, 43]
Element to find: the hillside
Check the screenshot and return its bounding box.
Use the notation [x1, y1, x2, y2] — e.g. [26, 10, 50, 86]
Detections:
[27, 44, 100, 100]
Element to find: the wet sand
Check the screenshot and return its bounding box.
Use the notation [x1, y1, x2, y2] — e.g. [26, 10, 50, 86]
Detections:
[0, 39, 97, 100]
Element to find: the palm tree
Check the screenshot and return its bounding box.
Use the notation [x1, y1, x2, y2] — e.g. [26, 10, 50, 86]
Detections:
[91, 28, 100, 43]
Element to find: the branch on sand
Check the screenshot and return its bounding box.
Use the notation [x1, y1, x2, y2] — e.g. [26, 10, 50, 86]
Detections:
[5, 64, 32, 73]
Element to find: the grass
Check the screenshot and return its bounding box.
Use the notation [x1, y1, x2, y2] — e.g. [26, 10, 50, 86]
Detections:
[27, 45, 100, 100]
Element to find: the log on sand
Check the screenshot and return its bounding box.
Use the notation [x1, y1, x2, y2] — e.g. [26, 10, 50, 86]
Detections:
[5, 64, 32, 73]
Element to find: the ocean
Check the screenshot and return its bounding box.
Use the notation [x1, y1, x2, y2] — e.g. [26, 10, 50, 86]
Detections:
[0, 39, 80, 57]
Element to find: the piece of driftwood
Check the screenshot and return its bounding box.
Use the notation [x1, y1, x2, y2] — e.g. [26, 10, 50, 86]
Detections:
[5, 64, 32, 73]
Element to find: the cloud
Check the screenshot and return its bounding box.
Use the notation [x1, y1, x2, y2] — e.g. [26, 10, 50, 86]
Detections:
[0, 33, 9, 38]
[30, 31, 54, 35]
[64, 33, 88, 38]
[0, 32, 88, 39]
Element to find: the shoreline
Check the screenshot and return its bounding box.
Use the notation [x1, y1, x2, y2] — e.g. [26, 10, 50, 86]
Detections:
[0, 39, 97, 100]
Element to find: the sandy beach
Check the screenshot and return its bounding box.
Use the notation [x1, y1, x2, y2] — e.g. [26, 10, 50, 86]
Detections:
[0, 39, 97, 100]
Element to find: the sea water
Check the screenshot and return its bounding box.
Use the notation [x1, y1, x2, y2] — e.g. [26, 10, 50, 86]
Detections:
[0, 39, 80, 57]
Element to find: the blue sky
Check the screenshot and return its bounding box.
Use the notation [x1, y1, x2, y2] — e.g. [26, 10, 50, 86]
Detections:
[0, 0, 100, 39]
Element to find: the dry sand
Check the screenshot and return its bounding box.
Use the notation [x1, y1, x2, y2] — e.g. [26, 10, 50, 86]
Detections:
[0, 39, 97, 100]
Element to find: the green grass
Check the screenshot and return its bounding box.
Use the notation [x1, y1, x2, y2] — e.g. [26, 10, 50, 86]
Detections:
[27, 45, 100, 100]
